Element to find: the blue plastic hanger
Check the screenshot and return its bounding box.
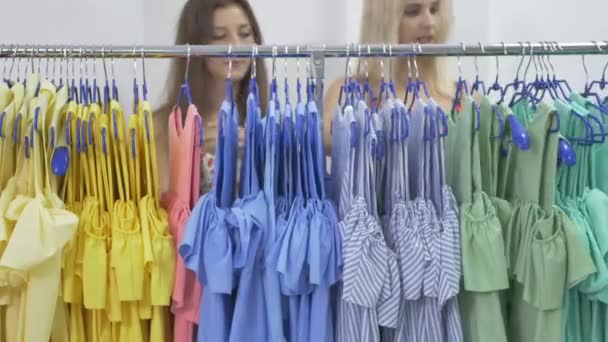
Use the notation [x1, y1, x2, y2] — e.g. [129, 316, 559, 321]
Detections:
[544, 110, 575, 166]
[451, 43, 470, 114]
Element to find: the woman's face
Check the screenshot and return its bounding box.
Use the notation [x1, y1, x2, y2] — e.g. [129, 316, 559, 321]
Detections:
[399, 0, 441, 44]
[205, 4, 255, 81]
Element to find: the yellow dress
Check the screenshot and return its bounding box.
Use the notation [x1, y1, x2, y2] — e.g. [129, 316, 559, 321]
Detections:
[137, 100, 175, 342]
[0, 79, 28, 342]
[109, 101, 144, 342]
[80, 101, 112, 342]
[60, 99, 87, 342]
[0, 74, 78, 342]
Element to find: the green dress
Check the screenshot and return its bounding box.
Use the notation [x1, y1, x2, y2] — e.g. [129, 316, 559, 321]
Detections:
[558, 94, 608, 342]
[503, 99, 595, 342]
[447, 95, 509, 342]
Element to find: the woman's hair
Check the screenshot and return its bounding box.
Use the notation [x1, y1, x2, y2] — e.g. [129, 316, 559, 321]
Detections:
[358, 0, 454, 97]
[161, 0, 268, 122]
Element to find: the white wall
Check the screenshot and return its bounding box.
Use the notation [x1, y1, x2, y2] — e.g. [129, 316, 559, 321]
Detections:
[1, 0, 607, 108]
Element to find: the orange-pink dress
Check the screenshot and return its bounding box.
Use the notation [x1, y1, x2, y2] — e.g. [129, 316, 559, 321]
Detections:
[161, 104, 203, 342]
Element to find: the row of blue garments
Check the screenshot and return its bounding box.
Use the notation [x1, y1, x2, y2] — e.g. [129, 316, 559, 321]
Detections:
[179, 75, 342, 342]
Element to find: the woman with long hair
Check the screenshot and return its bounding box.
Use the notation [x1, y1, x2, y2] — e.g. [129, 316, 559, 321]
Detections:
[156, 0, 268, 194]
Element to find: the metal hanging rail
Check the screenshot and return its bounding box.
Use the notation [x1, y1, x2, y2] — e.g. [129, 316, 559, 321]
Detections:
[0, 42, 608, 58]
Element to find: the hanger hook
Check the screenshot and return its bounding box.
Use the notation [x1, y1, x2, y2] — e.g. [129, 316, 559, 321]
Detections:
[283, 45, 288, 82]
[493, 41, 505, 85]
[522, 41, 534, 81]
[0, 45, 4, 77]
[547, 41, 557, 78]
[473, 42, 483, 76]
[514, 42, 526, 80]
[8, 46, 16, 80]
[582, 49, 590, 89]
[542, 41, 552, 79]
[184, 43, 191, 82]
[601, 40, 608, 82]
[356, 44, 362, 78]
[62, 48, 68, 82]
[25, 46, 34, 76]
[409, 43, 418, 80]
[457, 42, 465, 78]
[306, 44, 313, 78]
[365, 45, 370, 79]
[538, 42, 546, 78]
[272, 45, 277, 79]
[132, 45, 138, 82]
[346, 44, 353, 79]
[388, 44, 393, 80]
[251, 45, 257, 79]
[296, 45, 301, 79]
[0, 45, 5, 79]
[101, 47, 108, 82]
[227, 44, 233, 79]
[36, 47, 42, 76]
[78, 48, 85, 81]
[380, 44, 385, 80]
[86, 49, 92, 80]
[45, 48, 51, 80]
[92, 49, 97, 81]
[140, 47, 146, 86]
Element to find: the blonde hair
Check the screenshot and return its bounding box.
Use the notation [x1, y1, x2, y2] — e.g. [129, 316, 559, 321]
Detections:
[358, 0, 454, 97]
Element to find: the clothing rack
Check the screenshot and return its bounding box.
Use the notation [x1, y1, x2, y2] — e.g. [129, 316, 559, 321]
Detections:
[3, 41, 608, 114]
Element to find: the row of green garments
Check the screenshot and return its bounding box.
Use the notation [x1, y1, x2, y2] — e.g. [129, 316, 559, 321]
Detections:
[447, 91, 608, 342]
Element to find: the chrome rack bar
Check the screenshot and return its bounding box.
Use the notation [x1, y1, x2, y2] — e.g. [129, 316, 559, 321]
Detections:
[1, 42, 608, 58]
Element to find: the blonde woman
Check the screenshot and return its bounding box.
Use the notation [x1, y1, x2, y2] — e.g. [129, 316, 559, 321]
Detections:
[323, 0, 455, 145]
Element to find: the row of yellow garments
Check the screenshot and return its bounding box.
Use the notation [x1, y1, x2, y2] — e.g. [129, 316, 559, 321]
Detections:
[0, 73, 175, 342]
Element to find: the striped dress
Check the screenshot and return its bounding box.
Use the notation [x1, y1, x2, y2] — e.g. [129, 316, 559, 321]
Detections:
[335, 100, 401, 342]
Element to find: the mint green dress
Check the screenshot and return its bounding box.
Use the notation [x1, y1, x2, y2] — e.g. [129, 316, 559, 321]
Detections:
[557, 94, 608, 342]
[451, 95, 509, 342]
[496, 99, 595, 342]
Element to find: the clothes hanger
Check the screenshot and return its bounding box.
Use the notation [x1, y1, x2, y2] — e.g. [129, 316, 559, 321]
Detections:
[411, 43, 445, 138]
[480, 42, 508, 141]
[450, 42, 470, 114]
[497, 42, 525, 105]
[542, 42, 564, 100]
[377, 45, 389, 109]
[101, 47, 110, 112]
[588, 41, 608, 97]
[110, 48, 119, 101]
[338, 45, 352, 109]
[549, 42, 574, 100]
[359, 45, 376, 114]
[548, 45, 604, 145]
[132, 46, 139, 115]
[509, 42, 538, 108]
[578, 42, 608, 130]
[177, 44, 194, 106]
[529, 42, 558, 102]
[470, 42, 487, 95]
[127, 49, 141, 199]
[486, 42, 507, 95]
